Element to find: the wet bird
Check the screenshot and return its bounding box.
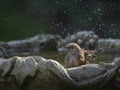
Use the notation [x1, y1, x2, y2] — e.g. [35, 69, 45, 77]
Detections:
[64, 43, 96, 68]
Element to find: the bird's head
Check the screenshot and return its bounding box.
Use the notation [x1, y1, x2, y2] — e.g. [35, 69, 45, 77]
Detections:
[83, 49, 96, 61]
[65, 43, 81, 52]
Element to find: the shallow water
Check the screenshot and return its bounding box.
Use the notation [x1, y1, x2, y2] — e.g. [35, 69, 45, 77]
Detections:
[15, 50, 120, 65]
[38, 51, 120, 65]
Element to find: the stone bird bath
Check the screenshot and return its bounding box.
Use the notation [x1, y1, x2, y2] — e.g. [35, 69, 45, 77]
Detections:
[0, 56, 120, 90]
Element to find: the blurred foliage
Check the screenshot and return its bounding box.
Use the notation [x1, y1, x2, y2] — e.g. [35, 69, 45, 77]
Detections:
[0, 0, 120, 41]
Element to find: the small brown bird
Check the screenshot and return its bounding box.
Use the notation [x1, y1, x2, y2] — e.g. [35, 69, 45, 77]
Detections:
[64, 43, 96, 68]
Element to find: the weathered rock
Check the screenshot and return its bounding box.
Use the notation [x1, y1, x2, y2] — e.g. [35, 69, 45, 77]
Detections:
[97, 39, 120, 53]
[0, 34, 62, 57]
[7, 34, 62, 51]
[0, 42, 10, 58]
[0, 56, 120, 90]
[59, 31, 98, 51]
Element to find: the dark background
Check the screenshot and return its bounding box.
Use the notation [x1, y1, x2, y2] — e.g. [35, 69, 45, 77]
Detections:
[0, 0, 120, 41]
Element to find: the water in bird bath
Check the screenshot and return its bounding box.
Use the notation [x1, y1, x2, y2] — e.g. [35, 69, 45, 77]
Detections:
[38, 51, 120, 65]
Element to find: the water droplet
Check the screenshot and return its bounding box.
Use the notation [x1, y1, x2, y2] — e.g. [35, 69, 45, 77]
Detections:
[5, 17, 7, 21]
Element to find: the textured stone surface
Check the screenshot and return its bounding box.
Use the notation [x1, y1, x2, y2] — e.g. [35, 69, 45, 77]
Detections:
[0, 42, 10, 58]
[97, 39, 120, 53]
[0, 56, 120, 90]
[60, 31, 98, 50]
[0, 34, 62, 58]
